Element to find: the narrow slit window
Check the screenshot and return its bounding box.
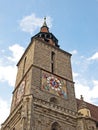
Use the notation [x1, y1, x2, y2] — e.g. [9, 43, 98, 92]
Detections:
[51, 51, 55, 61]
[51, 51, 55, 73]
[51, 63, 54, 73]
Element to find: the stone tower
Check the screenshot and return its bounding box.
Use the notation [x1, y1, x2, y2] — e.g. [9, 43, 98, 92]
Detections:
[1, 18, 78, 130]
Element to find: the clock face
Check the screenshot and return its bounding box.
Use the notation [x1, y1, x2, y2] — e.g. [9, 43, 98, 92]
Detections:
[47, 76, 62, 91]
[16, 81, 25, 104]
[41, 71, 67, 99]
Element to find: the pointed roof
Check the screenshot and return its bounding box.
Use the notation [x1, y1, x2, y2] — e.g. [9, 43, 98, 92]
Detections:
[40, 17, 49, 33]
[31, 17, 60, 48]
[78, 95, 88, 109]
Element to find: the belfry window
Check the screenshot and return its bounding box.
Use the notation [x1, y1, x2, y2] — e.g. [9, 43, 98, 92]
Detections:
[51, 51, 55, 73]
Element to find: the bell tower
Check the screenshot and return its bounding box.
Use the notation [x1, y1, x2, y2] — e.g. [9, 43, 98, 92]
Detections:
[1, 18, 77, 130]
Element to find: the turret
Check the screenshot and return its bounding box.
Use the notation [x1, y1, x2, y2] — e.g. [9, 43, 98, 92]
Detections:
[78, 95, 91, 117]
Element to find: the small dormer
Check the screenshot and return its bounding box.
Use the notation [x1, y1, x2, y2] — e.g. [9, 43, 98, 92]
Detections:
[78, 95, 91, 117]
[31, 17, 60, 48]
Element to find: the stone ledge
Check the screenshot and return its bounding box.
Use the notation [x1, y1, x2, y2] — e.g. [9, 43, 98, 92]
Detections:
[33, 97, 78, 118]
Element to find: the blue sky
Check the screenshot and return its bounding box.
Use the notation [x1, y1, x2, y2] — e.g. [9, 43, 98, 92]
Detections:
[0, 0, 98, 126]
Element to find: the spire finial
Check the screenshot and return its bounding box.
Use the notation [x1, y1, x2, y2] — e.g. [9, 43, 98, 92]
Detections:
[43, 16, 47, 27]
[80, 95, 84, 101]
[44, 17, 46, 22]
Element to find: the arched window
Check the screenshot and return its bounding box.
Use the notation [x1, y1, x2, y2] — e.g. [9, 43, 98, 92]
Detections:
[50, 97, 58, 104]
[51, 122, 61, 130]
[92, 126, 94, 130]
[88, 126, 95, 130]
[52, 129, 56, 130]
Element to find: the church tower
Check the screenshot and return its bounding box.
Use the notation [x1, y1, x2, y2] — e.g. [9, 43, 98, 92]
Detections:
[1, 18, 78, 130]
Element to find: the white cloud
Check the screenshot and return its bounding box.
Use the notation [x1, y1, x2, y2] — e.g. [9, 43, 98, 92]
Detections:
[19, 13, 52, 34]
[75, 80, 92, 102]
[0, 65, 17, 86]
[88, 52, 98, 60]
[0, 44, 25, 87]
[7, 44, 25, 63]
[73, 72, 79, 79]
[70, 49, 98, 105]
[0, 98, 10, 128]
[0, 44, 24, 126]
[70, 50, 77, 55]
[75, 78, 98, 105]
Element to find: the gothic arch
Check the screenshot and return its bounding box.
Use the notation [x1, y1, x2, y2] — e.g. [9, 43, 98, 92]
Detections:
[51, 122, 61, 130]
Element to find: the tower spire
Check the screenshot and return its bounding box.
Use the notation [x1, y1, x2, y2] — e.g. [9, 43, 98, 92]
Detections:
[40, 17, 49, 33]
[33, 17, 59, 48]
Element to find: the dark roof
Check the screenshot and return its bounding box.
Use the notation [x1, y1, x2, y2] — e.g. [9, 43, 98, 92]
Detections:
[77, 99, 98, 122]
